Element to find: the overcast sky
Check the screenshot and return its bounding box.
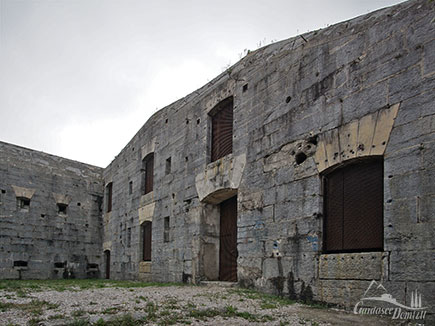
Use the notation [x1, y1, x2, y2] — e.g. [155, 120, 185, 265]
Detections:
[0, 0, 406, 167]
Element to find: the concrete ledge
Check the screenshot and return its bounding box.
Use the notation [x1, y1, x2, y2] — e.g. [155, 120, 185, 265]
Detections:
[319, 252, 386, 280]
[195, 153, 246, 204]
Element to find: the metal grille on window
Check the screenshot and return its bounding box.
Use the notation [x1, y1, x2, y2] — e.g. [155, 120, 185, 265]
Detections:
[323, 158, 383, 253]
[210, 97, 233, 162]
[143, 154, 154, 195]
[142, 222, 152, 261]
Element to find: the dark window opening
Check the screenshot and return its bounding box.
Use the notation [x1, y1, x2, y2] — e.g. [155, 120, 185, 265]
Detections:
[127, 227, 131, 248]
[87, 263, 98, 269]
[1, 189, 5, 194]
[164, 216, 170, 243]
[57, 203, 68, 215]
[166, 157, 172, 175]
[209, 96, 234, 162]
[142, 154, 154, 195]
[242, 84, 248, 92]
[54, 262, 66, 268]
[323, 158, 383, 253]
[129, 181, 133, 195]
[17, 197, 30, 210]
[141, 221, 152, 261]
[14, 261, 28, 267]
[106, 182, 113, 213]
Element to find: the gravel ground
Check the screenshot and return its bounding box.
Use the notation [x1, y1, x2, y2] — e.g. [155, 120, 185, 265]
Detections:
[0, 284, 398, 326]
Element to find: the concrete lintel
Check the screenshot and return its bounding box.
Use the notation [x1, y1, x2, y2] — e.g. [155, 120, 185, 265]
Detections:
[195, 153, 246, 204]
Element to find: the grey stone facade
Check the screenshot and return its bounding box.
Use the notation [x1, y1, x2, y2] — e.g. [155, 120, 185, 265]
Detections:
[0, 142, 104, 279]
[0, 0, 433, 320]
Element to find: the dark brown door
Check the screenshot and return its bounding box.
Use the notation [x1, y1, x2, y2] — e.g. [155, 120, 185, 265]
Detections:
[219, 196, 238, 281]
[104, 250, 110, 279]
[143, 222, 152, 261]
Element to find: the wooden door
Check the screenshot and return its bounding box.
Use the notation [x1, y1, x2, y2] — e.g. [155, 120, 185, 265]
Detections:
[219, 196, 238, 281]
[104, 250, 110, 279]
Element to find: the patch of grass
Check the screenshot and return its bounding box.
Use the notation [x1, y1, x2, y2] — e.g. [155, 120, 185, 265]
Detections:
[48, 314, 64, 320]
[101, 306, 120, 315]
[0, 279, 187, 293]
[65, 318, 91, 326]
[229, 288, 296, 306]
[0, 299, 58, 315]
[28, 318, 43, 326]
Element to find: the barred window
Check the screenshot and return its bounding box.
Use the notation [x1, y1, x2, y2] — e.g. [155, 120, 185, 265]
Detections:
[323, 158, 383, 253]
[209, 97, 233, 162]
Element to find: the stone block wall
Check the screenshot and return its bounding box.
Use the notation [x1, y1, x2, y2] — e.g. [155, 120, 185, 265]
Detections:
[103, 0, 434, 320]
[0, 141, 104, 279]
[0, 0, 433, 322]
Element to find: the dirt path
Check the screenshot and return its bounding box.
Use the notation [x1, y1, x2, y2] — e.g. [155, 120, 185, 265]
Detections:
[0, 283, 399, 325]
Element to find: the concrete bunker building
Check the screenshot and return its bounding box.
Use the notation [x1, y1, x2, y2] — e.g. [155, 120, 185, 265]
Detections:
[0, 0, 434, 315]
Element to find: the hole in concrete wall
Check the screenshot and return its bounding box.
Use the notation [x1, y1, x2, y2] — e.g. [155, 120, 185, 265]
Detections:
[185, 156, 189, 162]
[164, 216, 170, 243]
[166, 157, 172, 175]
[54, 262, 66, 268]
[57, 203, 68, 215]
[243, 84, 248, 92]
[307, 135, 318, 145]
[77, 202, 81, 206]
[41, 214, 46, 218]
[87, 263, 98, 269]
[295, 152, 307, 165]
[129, 181, 133, 195]
[197, 118, 201, 124]
[165, 118, 169, 124]
[14, 261, 28, 267]
[186, 119, 189, 124]
[17, 197, 30, 211]
[286, 96, 292, 103]
[172, 193, 175, 199]
[1, 189, 5, 194]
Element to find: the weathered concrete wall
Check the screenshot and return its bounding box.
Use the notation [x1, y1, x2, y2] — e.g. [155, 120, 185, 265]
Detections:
[103, 0, 434, 320]
[0, 0, 432, 322]
[0, 142, 104, 279]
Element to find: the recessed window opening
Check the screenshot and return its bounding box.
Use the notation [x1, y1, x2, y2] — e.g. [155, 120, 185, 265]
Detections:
[164, 216, 170, 243]
[129, 181, 133, 195]
[54, 262, 66, 268]
[17, 197, 30, 210]
[14, 261, 28, 267]
[106, 182, 113, 213]
[209, 96, 234, 162]
[166, 157, 172, 175]
[127, 227, 131, 248]
[323, 157, 383, 253]
[142, 153, 154, 195]
[57, 203, 68, 215]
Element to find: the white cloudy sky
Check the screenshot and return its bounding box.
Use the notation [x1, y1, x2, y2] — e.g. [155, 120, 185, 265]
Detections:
[0, 0, 406, 167]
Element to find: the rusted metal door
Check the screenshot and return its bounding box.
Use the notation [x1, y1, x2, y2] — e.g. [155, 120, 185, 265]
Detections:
[324, 159, 383, 252]
[104, 250, 110, 279]
[211, 97, 233, 162]
[219, 196, 238, 281]
[143, 222, 152, 261]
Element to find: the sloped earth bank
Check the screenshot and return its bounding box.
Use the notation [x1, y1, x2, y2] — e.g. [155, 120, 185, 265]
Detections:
[0, 281, 402, 325]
